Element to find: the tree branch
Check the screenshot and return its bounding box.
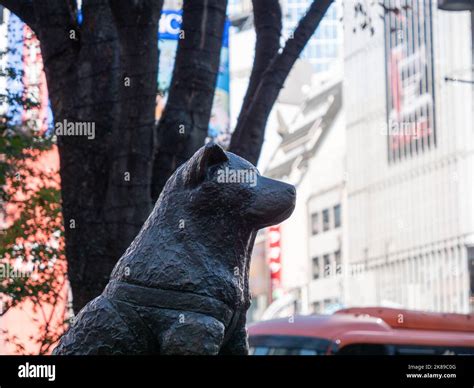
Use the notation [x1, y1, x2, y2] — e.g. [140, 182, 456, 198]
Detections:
[151, 0, 228, 201]
[229, 0, 334, 165]
[237, 0, 282, 123]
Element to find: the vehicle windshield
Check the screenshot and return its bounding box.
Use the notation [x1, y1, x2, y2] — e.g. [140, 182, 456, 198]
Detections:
[336, 343, 474, 356]
[249, 335, 331, 355]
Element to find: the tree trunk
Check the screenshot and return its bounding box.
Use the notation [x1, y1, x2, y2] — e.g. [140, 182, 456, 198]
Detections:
[236, 0, 282, 125]
[229, 0, 334, 165]
[19, 0, 163, 312]
[105, 0, 162, 268]
[151, 0, 228, 201]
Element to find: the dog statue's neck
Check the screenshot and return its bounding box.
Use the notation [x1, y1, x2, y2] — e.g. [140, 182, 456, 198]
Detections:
[116, 198, 257, 306]
[155, 204, 255, 274]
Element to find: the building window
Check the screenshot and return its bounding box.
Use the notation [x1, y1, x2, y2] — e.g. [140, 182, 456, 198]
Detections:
[312, 257, 320, 280]
[312, 301, 321, 314]
[323, 254, 331, 277]
[322, 209, 330, 231]
[311, 212, 320, 235]
[335, 250, 341, 275]
[323, 298, 332, 310]
[333, 204, 341, 228]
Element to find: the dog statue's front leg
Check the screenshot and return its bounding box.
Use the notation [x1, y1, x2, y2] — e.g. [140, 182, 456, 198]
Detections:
[218, 315, 249, 355]
[159, 311, 225, 355]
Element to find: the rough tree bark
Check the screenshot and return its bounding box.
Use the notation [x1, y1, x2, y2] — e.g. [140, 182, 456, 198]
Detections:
[151, 0, 228, 201]
[2, 0, 163, 312]
[238, 0, 282, 126]
[229, 0, 334, 165]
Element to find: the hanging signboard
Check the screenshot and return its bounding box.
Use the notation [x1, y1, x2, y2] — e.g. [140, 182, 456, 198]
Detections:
[383, 0, 437, 161]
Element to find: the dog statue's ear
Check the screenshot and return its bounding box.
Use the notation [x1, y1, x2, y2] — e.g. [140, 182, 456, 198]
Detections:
[188, 142, 228, 186]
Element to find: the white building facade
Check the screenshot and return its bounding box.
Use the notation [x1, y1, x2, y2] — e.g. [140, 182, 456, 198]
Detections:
[344, 0, 474, 313]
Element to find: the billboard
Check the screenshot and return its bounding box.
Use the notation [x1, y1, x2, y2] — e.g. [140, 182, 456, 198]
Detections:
[7, 10, 231, 144]
[383, 0, 436, 162]
[267, 225, 283, 301]
[157, 10, 231, 146]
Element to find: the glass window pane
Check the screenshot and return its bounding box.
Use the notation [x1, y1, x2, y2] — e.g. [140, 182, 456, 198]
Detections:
[300, 349, 318, 355]
[334, 204, 341, 228]
[253, 347, 269, 355]
[312, 257, 320, 279]
[322, 209, 330, 231]
[311, 212, 319, 235]
[323, 254, 330, 277]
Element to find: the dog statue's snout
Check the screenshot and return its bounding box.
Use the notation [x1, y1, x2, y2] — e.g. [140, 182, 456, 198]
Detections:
[279, 182, 296, 207]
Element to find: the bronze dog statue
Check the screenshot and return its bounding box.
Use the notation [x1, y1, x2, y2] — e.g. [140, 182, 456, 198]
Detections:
[54, 143, 296, 355]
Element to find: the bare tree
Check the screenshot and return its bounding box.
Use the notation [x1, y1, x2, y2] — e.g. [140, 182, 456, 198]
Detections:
[0, 0, 334, 311]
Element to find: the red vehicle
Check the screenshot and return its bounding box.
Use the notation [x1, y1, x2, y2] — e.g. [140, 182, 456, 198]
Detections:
[247, 307, 474, 355]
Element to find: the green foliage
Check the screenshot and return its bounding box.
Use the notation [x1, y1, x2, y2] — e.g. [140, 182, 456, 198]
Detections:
[0, 40, 67, 355]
